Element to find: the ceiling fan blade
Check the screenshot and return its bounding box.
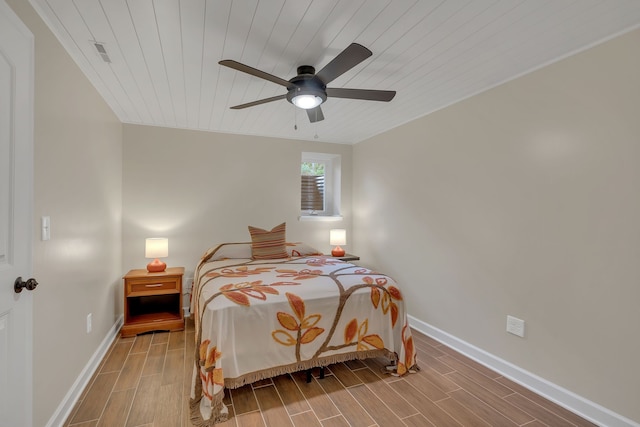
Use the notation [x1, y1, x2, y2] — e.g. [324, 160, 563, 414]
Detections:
[326, 87, 396, 102]
[306, 106, 324, 123]
[219, 60, 290, 87]
[230, 94, 286, 109]
[315, 43, 372, 85]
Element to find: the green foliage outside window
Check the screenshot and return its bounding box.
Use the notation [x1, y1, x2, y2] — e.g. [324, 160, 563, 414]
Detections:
[301, 162, 325, 176]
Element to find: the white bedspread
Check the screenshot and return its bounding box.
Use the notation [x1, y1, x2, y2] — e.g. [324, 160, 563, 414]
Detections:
[189, 251, 417, 425]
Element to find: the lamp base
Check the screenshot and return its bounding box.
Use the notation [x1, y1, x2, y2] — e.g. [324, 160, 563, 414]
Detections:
[331, 246, 345, 257]
[147, 259, 166, 273]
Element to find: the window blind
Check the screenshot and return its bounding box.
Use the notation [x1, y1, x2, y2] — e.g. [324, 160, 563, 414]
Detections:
[301, 175, 325, 211]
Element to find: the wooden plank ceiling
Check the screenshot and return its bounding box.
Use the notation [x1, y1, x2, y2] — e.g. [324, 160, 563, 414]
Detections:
[29, 0, 640, 144]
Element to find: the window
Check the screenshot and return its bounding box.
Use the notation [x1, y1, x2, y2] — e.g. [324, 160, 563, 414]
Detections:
[301, 152, 341, 218]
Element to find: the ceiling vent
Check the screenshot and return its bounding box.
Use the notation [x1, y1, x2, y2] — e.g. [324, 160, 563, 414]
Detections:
[93, 42, 111, 63]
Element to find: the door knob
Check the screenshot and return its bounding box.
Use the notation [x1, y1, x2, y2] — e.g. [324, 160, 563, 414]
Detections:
[14, 277, 38, 293]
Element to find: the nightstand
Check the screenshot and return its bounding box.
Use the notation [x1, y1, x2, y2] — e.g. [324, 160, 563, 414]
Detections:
[330, 254, 360, 262]
[121, 267, 185, 337]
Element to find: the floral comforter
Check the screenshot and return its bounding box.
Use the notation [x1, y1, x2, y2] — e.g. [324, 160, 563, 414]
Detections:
[189, 248, 417, 425]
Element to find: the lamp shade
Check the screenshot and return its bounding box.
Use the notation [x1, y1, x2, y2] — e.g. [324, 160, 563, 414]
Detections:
[329, 229, 346, 246]
[145, 238, 168, 258]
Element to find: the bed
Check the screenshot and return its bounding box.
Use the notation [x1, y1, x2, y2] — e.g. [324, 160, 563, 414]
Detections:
[189, 240, 418, 425]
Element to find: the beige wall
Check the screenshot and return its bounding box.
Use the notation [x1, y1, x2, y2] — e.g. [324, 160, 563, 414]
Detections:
[7, 1, 123, 426]
[353, 29, 640, 423]
[122, 125, 352, 279]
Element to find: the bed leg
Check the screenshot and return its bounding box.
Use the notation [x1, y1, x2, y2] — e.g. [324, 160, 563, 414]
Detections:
[305, 367, 325, 383]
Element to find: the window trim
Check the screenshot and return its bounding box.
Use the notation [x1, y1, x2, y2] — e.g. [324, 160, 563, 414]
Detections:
[298, 214, 343, 222]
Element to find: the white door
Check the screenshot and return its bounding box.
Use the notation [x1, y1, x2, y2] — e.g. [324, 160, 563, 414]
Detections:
[0, 1, 34, 427]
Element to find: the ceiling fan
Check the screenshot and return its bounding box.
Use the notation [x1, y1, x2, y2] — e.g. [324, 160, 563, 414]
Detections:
[219, 43, 396, 123]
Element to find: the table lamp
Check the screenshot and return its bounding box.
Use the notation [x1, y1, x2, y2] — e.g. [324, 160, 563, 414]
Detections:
[145, 237, 168, 272]
[329, 229, 346, 257]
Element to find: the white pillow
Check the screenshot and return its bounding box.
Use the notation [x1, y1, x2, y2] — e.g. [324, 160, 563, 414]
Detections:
[202, 241, 322, 262]
[286, 242, 323, 257]
[203, 242, 252, 262]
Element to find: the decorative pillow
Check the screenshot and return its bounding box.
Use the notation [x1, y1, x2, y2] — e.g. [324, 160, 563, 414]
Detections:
[203, 243, 253, 262]
[286, 242, 323, 257]
[248, 222, 288, 259]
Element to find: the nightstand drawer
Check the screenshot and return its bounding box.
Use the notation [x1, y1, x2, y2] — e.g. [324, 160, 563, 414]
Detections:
[127, 276, 180, 296]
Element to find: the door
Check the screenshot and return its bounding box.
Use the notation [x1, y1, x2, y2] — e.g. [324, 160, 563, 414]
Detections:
[0, 1, 34, 426]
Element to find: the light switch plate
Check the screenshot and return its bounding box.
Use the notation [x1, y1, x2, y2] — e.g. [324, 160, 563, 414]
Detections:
[41, 216, 50, 241]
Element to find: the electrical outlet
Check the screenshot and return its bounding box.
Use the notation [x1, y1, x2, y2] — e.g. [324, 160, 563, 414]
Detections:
[86, 313, 92, 333]
[183, 277, 193, 292]
[506, 315, 525, 337]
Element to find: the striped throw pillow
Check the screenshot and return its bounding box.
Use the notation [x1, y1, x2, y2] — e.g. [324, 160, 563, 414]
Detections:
[248, 222, 288, 259]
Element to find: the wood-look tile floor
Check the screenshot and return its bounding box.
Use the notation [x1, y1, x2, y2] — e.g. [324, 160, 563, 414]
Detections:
[65, 318, 596, 427]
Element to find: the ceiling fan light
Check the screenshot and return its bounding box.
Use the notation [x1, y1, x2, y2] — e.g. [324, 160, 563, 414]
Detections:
[292, 94, 323, 109]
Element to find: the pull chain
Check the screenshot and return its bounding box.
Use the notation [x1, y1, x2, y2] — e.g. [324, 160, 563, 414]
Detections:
[314, 109, 319, 139]
[313, 108, 318, 139]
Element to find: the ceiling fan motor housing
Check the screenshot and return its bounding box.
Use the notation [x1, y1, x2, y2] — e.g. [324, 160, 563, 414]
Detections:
[286, 66, 327, 106]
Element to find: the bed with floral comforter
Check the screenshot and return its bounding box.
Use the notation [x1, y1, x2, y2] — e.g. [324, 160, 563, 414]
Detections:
[189, 243, 417, 425]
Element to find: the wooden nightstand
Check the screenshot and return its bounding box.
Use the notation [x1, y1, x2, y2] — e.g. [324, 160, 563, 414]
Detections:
[121, 267, 185, 337]
[330, 254, 360, 262]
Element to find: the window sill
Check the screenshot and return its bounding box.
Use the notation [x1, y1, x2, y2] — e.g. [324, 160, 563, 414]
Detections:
[298, 215, 343, 222]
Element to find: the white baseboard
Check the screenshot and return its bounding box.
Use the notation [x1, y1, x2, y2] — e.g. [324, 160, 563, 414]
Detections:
[45, 315, 123, 427]
[408, 315, 640, 427]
